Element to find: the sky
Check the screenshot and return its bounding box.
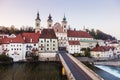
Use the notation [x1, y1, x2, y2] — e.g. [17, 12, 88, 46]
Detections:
[0, 0, 120, 39]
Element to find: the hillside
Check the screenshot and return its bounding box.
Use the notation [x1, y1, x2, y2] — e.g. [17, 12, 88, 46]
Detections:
[85, 29, 116, 40]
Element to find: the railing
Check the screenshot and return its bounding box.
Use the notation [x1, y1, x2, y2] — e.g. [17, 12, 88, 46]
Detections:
[59, 54, 75, 80]
[67, 53, 104, 80]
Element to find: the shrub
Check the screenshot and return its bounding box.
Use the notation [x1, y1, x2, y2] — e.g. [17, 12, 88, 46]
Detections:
[0, 54, 13, 62]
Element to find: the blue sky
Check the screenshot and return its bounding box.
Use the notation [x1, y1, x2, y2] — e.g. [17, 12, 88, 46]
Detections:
[0, 0, 120, 39]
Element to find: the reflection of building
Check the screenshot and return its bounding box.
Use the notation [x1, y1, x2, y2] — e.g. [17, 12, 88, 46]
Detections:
[38, 29, 58, 53]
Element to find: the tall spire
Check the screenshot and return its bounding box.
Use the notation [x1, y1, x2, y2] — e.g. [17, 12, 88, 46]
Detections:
[63, 14, 66, 21]
[62, 14, 67, 23]
[36, 11, 41, 21]
[48, 14, 52, 21]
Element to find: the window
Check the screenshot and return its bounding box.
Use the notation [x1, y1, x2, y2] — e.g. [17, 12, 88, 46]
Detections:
[41, 48, 43, 50]
[11, 48, 13, 50]
[57, 29, 58, 32]
[47, 48, 49, 50]
[64, 25, 66, 28]
[53, 48, 55, 50]
[41, 44, 43, 46]
[14, 48, 16, 50]
[41, 41, 43, 43]
[34, 44, 36, 46]
[47, 41, 49, 43]
[53, 41, 55, 43]
[53, 44, 55, 46]
[47, 44, 49, 46]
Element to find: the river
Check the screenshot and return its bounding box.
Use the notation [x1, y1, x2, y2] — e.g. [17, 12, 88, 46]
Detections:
[0, 62, 67, 80]
[83, 62, 120, 80]
[95, 65, 120, 78]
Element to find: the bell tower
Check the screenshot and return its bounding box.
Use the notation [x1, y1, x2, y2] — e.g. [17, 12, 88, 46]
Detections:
[35, 11, 41, 33]
[62, 14, 67, 32]
[47, 14, 53, 29]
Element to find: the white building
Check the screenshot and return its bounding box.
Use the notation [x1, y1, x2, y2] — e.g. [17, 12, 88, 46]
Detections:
[2, 34, 25, 61]
[53, 15, 68, 48]
[21, 32, 40, 59]
[38, 29, 58, 53]
[91, 46, 115, 60]
[67, 41, 81, 54]
[67, 29, 96, 49]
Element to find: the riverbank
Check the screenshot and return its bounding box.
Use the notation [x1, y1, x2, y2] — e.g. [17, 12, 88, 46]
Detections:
[94, 61, 120, 67]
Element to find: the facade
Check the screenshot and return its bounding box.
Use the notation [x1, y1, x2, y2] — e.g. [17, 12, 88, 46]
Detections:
[67, 29, 95, 49]
[38, 29, 58, 53]
[2, 34, 25, 61]
[53, 15, 67, 48]
[67, 41, 81, 54]
[91, 46, 115, 60]
[22, 32, 40, 58]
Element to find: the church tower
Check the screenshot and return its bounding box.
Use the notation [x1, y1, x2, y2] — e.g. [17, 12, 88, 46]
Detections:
[62, 15, 67, 32]
[47, 14, 53, 29]
[35, 12, 41, 33]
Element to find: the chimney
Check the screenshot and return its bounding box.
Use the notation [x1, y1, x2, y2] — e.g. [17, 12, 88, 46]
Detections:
[74, 28, 76, 31]
[23, 37, 25, 40]
[30, 38, 32, 43]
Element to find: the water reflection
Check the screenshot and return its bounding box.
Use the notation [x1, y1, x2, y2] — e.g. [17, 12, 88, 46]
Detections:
[0, 62, 67, 80]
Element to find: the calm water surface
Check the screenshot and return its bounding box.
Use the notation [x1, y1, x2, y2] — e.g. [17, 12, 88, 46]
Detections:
[0, 62, 67, 80]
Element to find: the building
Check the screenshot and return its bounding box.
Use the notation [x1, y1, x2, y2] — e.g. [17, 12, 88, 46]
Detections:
[2, 34, 25, 61]
[67, 29, 96, 48]
[47, 14, 53, 29]
[91, 46, 116, 60]
[53, 15, 67, 49]
[67, 41, 81, 54]
[38, 29, 58, 52]
[35, 12, 41, 33]
[21, 32, 40, 59]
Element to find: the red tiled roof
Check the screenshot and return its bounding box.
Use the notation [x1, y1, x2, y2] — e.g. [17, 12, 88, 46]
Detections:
[67, 30, 92, 38]
[0, 35, 7, 44]
[2, 34, 24, 44]
[68, 41, 80, 45]
[92, 46, 115, 52]
[40, 29, 57, 39]
[22, 32, 40, 43]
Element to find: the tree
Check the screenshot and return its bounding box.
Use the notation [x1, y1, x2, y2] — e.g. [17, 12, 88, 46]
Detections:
[0, 54, 13, 62]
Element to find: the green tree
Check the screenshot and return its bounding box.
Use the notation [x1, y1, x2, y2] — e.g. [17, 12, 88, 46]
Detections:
[0, 54, 13, 62]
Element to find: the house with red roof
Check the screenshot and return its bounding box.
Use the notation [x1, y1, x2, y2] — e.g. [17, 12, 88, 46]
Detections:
[67, 29, 97, 49]
[67, 41, 81, 54]
[21, 32, 40, 59]
[91, 46, 116, 60]
[1, 34, 25, 61]
[38, 29, 58, 53]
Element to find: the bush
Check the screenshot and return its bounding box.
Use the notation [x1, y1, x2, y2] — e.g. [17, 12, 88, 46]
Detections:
[0, 54, 13, 62]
